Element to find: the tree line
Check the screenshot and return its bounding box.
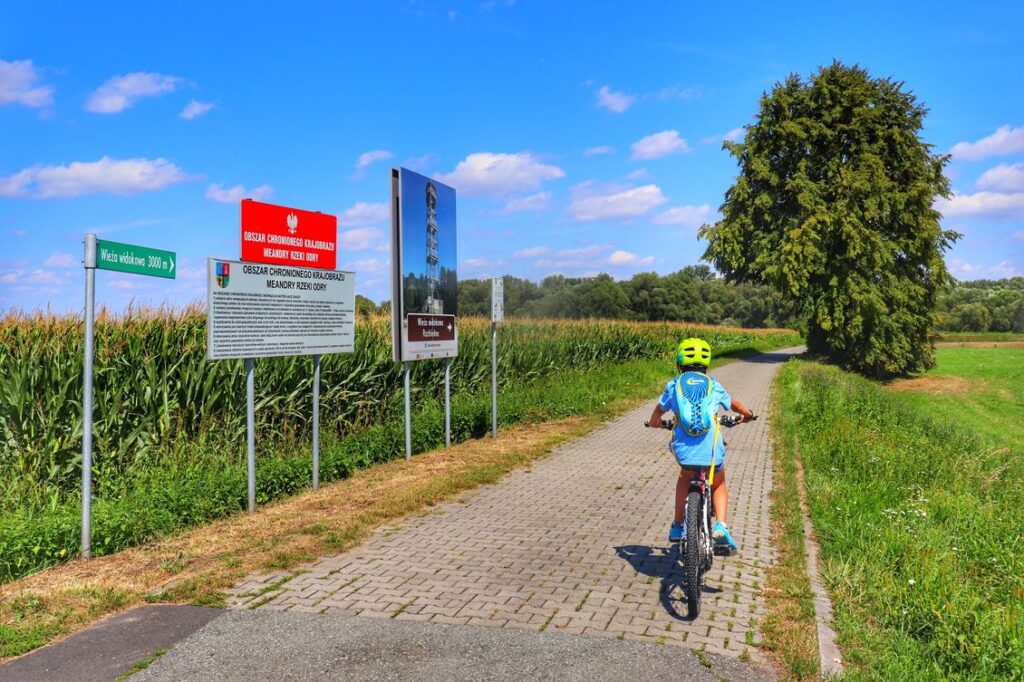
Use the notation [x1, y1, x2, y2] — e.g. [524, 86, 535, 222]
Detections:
[937, 278, 1024, 332]
[356, 272, 1024, 336]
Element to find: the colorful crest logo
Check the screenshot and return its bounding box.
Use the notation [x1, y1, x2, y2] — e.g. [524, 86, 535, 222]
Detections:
[216, 262, 230, 288]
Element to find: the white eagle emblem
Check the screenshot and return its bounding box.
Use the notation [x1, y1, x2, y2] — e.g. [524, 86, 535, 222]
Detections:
[286, 212, 299, 235]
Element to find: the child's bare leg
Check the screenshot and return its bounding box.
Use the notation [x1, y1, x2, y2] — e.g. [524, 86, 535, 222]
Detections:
[675, 469, 694, 523]
[711, 470, 728, 524]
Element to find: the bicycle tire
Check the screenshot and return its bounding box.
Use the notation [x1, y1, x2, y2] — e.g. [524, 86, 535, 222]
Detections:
[685, 490, 703, 618]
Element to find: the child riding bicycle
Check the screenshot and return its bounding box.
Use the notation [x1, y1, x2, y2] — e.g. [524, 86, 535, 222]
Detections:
[645, 338, 755, 550]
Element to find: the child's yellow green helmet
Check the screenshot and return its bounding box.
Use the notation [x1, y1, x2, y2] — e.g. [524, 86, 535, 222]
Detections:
[677, 337, 711, 367]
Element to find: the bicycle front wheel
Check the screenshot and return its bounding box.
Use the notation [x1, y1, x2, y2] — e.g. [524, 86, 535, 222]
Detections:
[684, 490, 703, 618]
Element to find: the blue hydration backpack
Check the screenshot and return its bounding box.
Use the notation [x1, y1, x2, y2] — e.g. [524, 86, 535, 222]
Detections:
[673, 371, 717, 436]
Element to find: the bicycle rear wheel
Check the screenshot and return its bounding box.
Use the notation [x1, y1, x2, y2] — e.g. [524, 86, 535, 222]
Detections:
[684, 490, 703, 618]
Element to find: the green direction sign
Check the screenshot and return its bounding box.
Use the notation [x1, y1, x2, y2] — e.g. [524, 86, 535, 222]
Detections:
[96, 240, 176, 279]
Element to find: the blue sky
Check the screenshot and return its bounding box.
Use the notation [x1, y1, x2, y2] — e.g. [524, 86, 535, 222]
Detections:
[2, 1, 1022, 313]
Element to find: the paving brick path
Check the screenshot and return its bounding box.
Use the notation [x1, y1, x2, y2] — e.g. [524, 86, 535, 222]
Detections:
[226, 349, 801, 661]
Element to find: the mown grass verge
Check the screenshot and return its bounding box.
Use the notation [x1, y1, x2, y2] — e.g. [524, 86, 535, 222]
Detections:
[760, 377, 819, 680]
[1, 350, 722, 662]
[775, 352, 1024, 681]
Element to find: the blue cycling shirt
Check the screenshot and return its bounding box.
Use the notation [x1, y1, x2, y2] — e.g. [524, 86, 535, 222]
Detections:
[658, 374, 732, 467]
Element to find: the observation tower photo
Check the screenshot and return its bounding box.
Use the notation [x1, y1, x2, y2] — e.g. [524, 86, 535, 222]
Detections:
[425, 181, 443, 314]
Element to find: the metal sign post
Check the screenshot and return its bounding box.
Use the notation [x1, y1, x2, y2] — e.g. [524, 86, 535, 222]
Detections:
[80, 234, 176, 558]
[403, 362, 412, 460]
[491, 277, 503, 439]
[81, 235, 97, 558]
[444, 358, 451, 447]
[312, 355, 321, 489]
[491, 322, 498, 438]
[246, 358, 256, 512]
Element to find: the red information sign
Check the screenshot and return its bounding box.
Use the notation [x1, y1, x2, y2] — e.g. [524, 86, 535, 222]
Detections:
[240, 200, 338, 269]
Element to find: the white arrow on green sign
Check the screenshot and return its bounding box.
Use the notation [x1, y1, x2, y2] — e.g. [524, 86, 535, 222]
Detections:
[96, 239, 176, 279]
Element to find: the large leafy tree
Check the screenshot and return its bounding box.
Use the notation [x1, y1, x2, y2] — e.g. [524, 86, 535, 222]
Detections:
[700, 62, 958, 377]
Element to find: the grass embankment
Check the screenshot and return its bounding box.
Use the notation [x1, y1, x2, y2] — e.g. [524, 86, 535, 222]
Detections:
[0, 312, 799, 584]
[761, 380, 820, 681]
[775, 347, 1024, 680]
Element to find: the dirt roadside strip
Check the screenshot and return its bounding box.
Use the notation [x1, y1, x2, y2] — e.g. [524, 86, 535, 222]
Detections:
[935, 341, 1024, 347]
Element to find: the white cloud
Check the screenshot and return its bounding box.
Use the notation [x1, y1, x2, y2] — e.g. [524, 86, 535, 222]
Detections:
[950, 125, 1024, 161]
[702, 127, 745, 145]
[1013, 229, 1024, 241]
[976, 163, 1024, 192]
[655, 84, 701, 101]
[503, 192, 550, 213]
[935, 191, 1024, 219]
[179, 99, 214, 120]
[340, 201, 389, 226]
[43, 252, 76, 268]
[352, 150, 394, 180]
[205, 182, 273, 204]
[402, 154, 436, 172]
[10, 229, 27, 237]
[0, 59, 54, 107]
[948, 258, 1022, 280]
[583, 145, 614, 157]
[437, 152, 564, 197]
[596, 85, 635, 113]
[0, 268, 66, 287]
[0, 157, 194, 199]
[724, 127, 745, 142]
[631, 130, 692, 160]
[626, 168, 651, 181]
[85, 72, 182, 114]
[608, 250, 655, 266]
[341, 257, 388, 274]
[339, 227, 387, 252]
[568, 181, 668, 222]
[515, 246, 550, 257]
[653, 203, 716, 228]
[535, 244, 613, 270]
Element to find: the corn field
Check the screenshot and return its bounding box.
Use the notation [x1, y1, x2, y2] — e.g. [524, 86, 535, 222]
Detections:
[0, 307, 797, 514]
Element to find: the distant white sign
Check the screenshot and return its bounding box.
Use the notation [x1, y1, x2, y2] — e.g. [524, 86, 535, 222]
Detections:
[207, 259, 356, 360]
[492, 277, 504, 323]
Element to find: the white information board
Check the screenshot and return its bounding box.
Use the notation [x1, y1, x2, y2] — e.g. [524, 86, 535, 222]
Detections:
[492, 277, 504, 322]
[207, 259, 356, 360]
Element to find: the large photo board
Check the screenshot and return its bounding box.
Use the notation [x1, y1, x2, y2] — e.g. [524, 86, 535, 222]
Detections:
[391, 167, 458, 362]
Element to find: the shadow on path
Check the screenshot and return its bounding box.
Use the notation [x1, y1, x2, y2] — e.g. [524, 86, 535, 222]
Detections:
[614, 545, 724, 622]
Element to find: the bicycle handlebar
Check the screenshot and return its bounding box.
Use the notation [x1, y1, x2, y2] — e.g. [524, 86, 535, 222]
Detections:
[644, 414, 758, 429]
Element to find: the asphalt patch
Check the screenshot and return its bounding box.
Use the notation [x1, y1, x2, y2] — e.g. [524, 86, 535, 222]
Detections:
[131, 610, 776, 681]
[0, 605, 223, 682]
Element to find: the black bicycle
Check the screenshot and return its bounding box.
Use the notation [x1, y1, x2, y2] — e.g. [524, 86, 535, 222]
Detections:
[644, 413, 756, 618]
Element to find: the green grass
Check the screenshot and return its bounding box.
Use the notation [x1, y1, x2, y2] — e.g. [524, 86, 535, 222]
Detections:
[893, 347, 1024, 448]
[115, 648, 168, 681]
[776, 348, 1024, 680]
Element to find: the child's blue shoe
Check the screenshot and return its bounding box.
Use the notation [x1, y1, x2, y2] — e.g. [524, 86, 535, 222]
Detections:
[669, 522, 685, 542]
[712, 521, 738, 550]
